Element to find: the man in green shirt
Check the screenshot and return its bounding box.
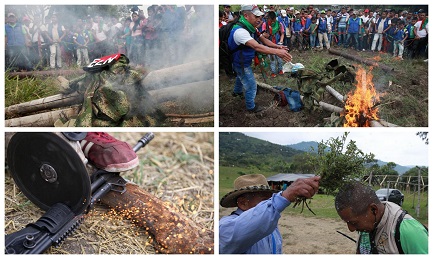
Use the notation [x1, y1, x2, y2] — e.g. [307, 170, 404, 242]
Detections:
[335, 182, 428, 254]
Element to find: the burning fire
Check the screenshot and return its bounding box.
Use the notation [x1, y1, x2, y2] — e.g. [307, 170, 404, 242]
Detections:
[343, 67, 380, 127]
[370, 55, 382, 62]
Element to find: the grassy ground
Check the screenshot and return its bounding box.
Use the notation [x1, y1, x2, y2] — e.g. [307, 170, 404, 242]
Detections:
[219, 47, 428, 127]
[5, 75, 60, 107]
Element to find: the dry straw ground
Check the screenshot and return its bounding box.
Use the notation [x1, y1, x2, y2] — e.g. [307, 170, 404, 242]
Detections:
[4, 132, 214, 254]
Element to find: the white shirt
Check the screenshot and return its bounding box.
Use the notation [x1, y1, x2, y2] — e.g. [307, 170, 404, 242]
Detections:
[415, 20, 428, 38]
[326, 15, 333, 32]
[233, 27, 253, 46]
[92, 23, 108, 41]
[377, 18, 391, 33]
[31, 24, 47, 43]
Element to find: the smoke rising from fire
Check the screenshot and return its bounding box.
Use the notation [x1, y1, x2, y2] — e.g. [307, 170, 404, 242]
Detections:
[5, 4, 214, 118]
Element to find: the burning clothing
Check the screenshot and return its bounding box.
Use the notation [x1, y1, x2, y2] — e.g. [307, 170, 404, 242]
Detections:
[55, 53, 159, 127]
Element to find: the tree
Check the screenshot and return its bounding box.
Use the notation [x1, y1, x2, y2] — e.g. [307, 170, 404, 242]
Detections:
[379, 162, 399, 176]
[308, 132, 376, 195]
[416, 132, 429, 145]
[290, 153, 317, 174]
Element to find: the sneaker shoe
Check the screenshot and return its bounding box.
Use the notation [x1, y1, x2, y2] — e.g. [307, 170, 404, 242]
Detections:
[232, 92, 244, 98]
[271, 73, 277, 78]
[80, 132, 139, 172]
[278, 70, 284, 75]
[247, 105, 264, 113]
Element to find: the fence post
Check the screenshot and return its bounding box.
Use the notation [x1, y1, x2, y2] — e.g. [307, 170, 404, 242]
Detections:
[416, 167, 421, 217]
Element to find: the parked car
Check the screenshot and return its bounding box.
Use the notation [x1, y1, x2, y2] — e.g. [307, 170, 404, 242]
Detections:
[376, 188, 405, 206]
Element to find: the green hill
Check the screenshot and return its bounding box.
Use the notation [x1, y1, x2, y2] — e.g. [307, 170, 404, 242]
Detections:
[219, 132, 303, 172]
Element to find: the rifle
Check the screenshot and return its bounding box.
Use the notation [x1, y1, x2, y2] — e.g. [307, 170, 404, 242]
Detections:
[5, 133, 155, 254]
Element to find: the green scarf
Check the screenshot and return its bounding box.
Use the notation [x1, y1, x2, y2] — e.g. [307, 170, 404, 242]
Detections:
[238, 15, 256, 34]
[269, 20, 280, 36]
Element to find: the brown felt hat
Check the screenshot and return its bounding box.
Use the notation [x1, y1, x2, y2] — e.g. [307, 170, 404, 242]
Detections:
[220, 174, 277, 208]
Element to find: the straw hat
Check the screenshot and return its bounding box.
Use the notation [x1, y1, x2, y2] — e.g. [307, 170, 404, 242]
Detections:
[220, 174, 278, 208]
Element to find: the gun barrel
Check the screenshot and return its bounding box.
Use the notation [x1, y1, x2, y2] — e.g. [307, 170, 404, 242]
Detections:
[133, 132, 155, 153]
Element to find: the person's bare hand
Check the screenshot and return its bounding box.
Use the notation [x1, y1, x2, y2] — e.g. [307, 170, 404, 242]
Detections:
[275, 48, 292, 62]
[282, 176, 320, 202]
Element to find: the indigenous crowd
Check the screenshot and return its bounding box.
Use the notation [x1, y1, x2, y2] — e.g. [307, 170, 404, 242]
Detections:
[5, 5, 207, 71]
[220, 5, 428, 62]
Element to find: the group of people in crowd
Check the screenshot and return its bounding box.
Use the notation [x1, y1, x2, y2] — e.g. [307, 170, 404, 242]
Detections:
[220, 5, 428, 61]
[5, 5, 207, 71]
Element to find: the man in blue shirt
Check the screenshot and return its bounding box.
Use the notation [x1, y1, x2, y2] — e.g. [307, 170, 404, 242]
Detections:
[219, 174, 320, 254]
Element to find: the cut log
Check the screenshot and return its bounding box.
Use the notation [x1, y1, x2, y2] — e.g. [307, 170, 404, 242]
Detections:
[5, 92, 83, 118]
[148, 79, 214, 103]
[325, 85, 345, 103]
[169, 116, 214, 125]
[256, 81, 282, 94]
[5, 79, 213, 119]
[165, 112, 214, 118]
[56, 76, 70, 90]
[5, 106, 81, 127]
[256, 81, 344, 113]
[378, 119, 399, 127]
[100, 183, 213, 254]
[316, 100, 344, 113]
[328, 48, 395, 73]
[142, 59, 214, 90]
[369, 120, 384, 127]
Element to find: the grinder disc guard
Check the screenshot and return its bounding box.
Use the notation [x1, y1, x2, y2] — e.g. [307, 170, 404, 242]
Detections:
[7, 133, 91, 214]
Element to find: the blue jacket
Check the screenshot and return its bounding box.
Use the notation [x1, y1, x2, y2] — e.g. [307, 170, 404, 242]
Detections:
[228, 25, 259, 68]
[375, 17, 390, 33]
[219, 192, 291, 254]
[318, 17, 328, 33]
[405, 24, 416, 38]
[292, 19, 303, 32]
[347, 17, 361, 33]
[394, 29, 406, 41]
[47, 23, 64, 40]
[278, 16, 290, 32]
[5, 23, 26, 46]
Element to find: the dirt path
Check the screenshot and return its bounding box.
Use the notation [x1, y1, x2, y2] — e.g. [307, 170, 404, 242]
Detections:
[219, 207, 357, 254]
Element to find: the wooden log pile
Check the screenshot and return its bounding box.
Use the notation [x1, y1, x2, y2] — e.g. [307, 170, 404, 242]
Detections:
[5, 60, 214, 127]
[256, 80, 399, 127]
[328, 48, 395, 73]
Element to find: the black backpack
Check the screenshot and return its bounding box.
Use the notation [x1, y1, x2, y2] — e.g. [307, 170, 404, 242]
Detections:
[219, 17, 245, 77]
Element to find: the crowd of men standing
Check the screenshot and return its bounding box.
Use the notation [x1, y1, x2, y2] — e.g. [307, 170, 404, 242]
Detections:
[221, 5, 428, 60]
[5, 5, 208, 72]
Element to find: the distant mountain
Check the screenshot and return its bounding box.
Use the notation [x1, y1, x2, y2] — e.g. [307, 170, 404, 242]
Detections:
[287, 141, 413, 174]
[374, 160, 413, 175]
[287, 141, 321, 152]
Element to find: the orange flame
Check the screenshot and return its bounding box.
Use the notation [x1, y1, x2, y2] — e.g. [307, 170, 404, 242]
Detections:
[370, 55, 382, 62]
[343, 67, 380, 127]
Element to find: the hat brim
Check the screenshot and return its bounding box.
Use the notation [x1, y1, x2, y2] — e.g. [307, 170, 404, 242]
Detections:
[220, 185, 278, 208]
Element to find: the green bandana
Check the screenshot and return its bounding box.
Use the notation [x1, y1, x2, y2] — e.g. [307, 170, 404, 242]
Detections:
[237, 15, 257, 34]
[269, 20, 280, 35]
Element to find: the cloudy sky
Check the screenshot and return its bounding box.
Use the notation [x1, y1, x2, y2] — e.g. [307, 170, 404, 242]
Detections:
[241, 131, 429, 166]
